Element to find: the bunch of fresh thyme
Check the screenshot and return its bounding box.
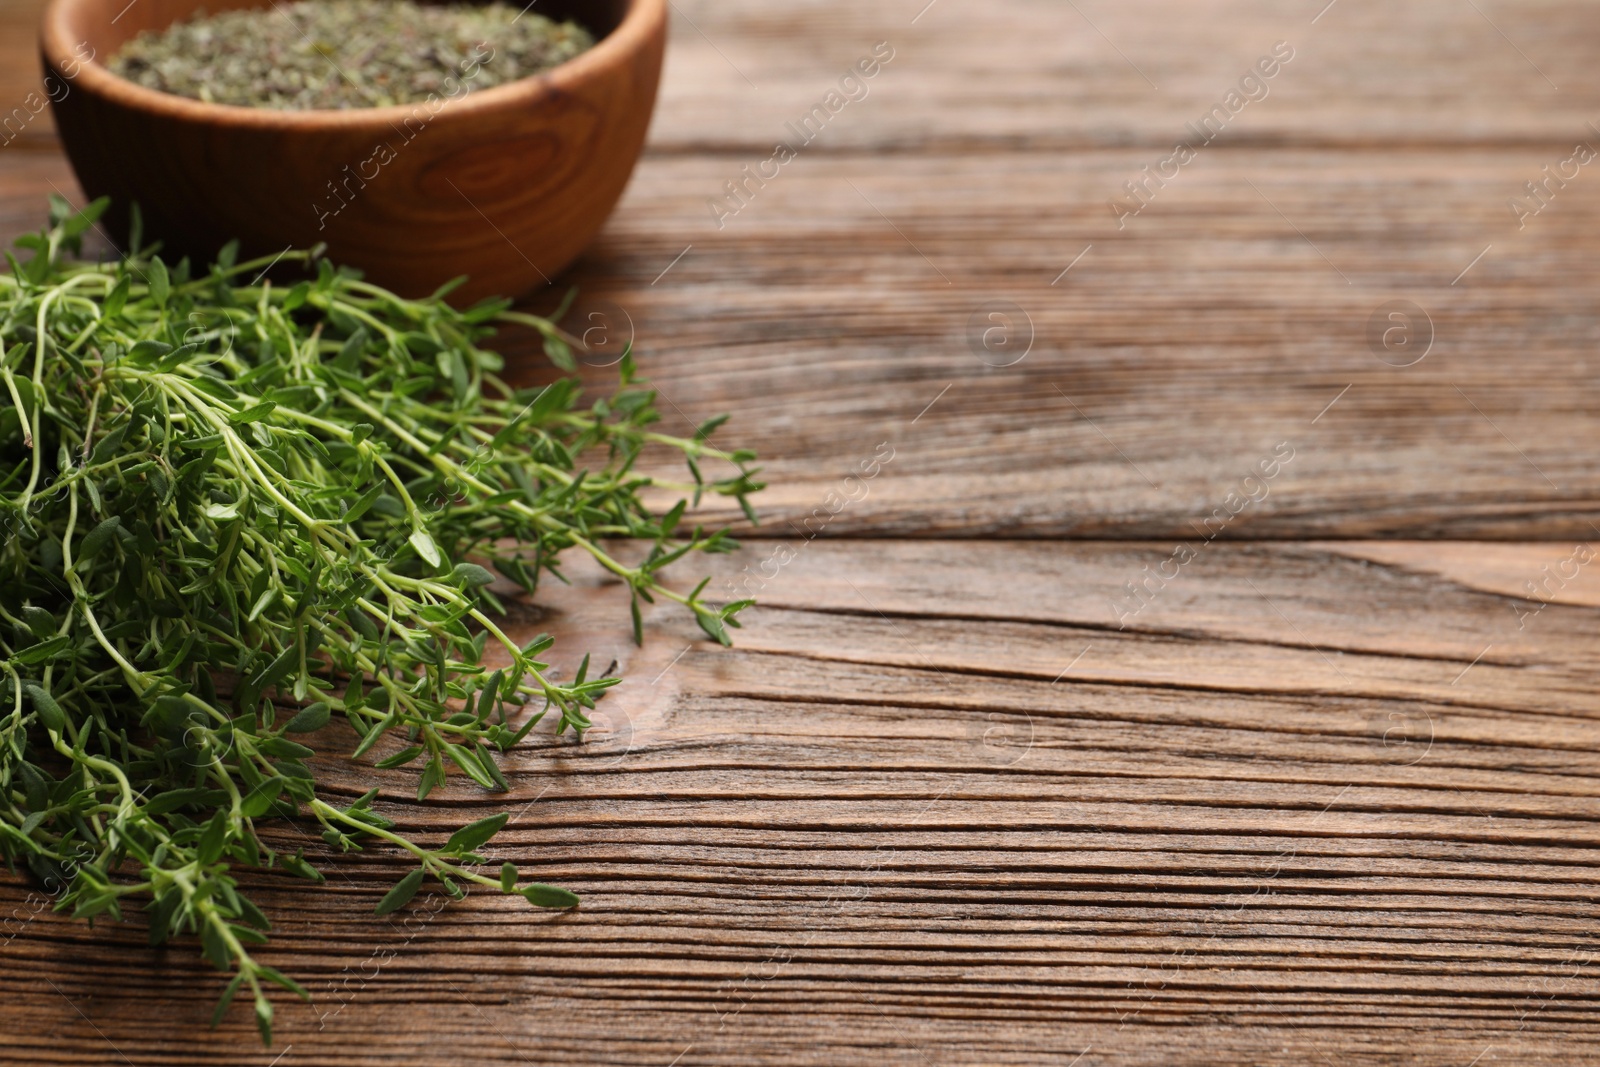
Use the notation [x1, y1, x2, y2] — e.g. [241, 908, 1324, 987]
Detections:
[0, 197, 760, 1042]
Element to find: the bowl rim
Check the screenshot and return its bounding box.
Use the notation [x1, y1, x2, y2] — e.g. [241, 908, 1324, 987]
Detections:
[39, 0, 664, 129]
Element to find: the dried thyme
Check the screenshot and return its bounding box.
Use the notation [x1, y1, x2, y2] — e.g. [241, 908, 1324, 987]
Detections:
[109, 0, 596, 110]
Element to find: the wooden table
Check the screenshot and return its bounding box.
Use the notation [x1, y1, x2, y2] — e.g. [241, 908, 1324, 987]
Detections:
[5, 1, 1600, 1063]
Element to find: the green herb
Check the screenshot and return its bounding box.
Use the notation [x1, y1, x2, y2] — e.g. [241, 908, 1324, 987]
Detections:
[0, 196, 761, 1043]
[109, 0, 596, 110]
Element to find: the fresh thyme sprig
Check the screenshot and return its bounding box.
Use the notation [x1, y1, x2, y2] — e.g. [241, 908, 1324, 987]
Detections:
[0, 196, 762, 1043]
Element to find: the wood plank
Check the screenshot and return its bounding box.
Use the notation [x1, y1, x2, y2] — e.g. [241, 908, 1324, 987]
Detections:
[549, 143, 1600, 539]
[2, 542, 1598, 1063]
[0, 0, 56, 149]
[652, 0, 1600, 150]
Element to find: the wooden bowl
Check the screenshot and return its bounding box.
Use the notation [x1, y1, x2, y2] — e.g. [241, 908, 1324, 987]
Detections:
[39, 0, 665, 302]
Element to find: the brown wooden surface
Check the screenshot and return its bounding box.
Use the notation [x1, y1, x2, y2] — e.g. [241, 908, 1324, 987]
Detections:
[4, 1, 1600, 1064]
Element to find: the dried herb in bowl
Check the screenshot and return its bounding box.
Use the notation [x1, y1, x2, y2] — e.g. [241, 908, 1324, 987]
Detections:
[0, 197, 761, 1042]
[109, 0, 596, 110]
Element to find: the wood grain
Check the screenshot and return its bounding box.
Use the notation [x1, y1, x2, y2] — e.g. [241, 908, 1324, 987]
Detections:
[4, 543, 1600, 1065]
[645, 0, 1600, 151]
[4, 0, 1600, 1064]
[544, 144, 1600, 540]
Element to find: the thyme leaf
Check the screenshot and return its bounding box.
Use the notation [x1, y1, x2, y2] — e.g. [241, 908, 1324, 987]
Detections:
[0, 196, 763, 1043]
